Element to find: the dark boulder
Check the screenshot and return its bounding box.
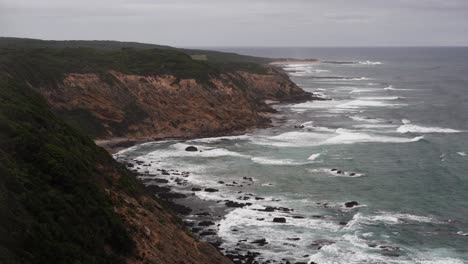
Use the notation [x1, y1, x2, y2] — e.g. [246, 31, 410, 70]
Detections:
[195, 212, 211, 216]
[185, 146, 198, 151]
[153, 178, 169, 183]
[204, 188, 219, 192]
[292, 215, 305, 219]
[225, 201, 246, 208]
[251, 238, 268, 246]
[310, 239, 335, 250]
[191, 187, 202, 191]
[199, 231, 217, 236]
[273, 217, 287, 223]
[198, 221, 215, 227]
[345, 201, 359, 208]
[158, 192, 187, 199]
[260, 206, 275, 212]
[146, 185, 171, 194]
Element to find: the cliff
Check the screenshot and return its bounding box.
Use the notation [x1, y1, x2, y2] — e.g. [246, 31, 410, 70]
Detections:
[0, 44, 315, 264]
[0, 74, 232, 264]
[1, 47, 314, 141]
[45, 67, 309, 141]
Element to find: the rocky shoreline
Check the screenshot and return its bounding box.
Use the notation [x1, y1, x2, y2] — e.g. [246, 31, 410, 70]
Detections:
[105, 80, 329, 264]
[116, 149, 314, 264]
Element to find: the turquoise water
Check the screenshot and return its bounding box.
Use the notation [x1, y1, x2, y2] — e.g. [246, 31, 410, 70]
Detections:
[116, 48, 468, 264]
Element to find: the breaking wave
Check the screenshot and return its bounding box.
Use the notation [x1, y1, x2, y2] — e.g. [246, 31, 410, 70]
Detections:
[397, 120, 462, 133]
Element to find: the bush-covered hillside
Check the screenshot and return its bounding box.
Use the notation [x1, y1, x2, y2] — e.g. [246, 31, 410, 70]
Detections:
[0, 47, 268, 87]
[0, 74, 142, 263]
[0, 37, 273, 64]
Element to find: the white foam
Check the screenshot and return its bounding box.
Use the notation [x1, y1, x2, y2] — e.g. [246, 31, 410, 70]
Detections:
[143, 143, 251, 159]
[300, 121, 336, 132]
[353, 124, 398, 129]
[291, 100, 346, 110]
[358, 60, 383, 65]
[254, 128, 423, 147]
[251, 157, 310, 166]
[348, 212, 438, 228]
[384, 85, 412, 91]
[358, 96, 401, 100]
[308, 153, 321, 161]
[402, 119, 412, 124]
[349, 115, 387, 123]
[336, 99, 405, 109]
[419, 258, 465, 264]
[457, 152, 467, 156]
[307, 168, 364, 178]
[308, 242, 388, 264]
[397, 123, 462, 133]
[350, 88, 380, 93]
[188, 134, 251, 143]
[351, 77, 372, 81]
[323, 129, 423, 145]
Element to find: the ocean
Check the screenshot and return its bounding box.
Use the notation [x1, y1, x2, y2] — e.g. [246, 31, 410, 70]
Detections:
[115, 47, 468, 264]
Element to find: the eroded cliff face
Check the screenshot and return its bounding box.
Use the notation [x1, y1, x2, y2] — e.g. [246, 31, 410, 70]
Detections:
[38, 67, 312, 140]
[100, 165, 232, 264]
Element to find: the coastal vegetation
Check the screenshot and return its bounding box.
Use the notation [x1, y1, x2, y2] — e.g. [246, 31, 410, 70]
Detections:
[0, 75, 139, 263]
[0, 38, 312, 263]
[0, 47, 268, 87]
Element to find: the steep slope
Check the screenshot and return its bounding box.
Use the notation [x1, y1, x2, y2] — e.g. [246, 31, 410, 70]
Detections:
[0, 74, 232, 263]
[0, 37, 273, 64]
[1, 47, 314, 140]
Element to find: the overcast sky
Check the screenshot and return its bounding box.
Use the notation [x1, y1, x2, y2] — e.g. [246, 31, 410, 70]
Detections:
[1, 0, 468, 47]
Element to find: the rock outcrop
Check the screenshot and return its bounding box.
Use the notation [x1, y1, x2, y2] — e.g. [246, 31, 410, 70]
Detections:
[39, 67, 313, 140]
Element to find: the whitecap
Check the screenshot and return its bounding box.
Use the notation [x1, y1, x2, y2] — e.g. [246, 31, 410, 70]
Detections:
[384, 85, 413, 91]
[336, 99, 406, 109]
[353, 124, 398, 129]
[307, 168, 364, 178]
[144, 143, 251, 158]
[188, 134, 251, 143]
[307, 153, 321, 161]
[323, 129, 423, 145]
[300, 121, 336, 132]
[358, 96, 402, 100]
[349, 115, 387, 123]
[358, 60, 383, 65]
[397, 124, 462, 134]
[291, 100, 346, 110]
[350, 88, 380, 93]
[457, 152, 467, 156]
[251, 157, 310, 166]
[349, 212, 439, 227]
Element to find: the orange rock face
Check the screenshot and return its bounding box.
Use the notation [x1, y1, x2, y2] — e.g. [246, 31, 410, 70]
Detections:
[39, 67, 313, 140]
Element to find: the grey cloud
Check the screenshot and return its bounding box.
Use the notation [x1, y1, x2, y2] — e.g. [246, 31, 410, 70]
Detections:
[0, 0, 467, 46]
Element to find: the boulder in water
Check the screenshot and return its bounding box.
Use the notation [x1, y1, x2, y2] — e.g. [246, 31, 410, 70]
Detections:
[251, 238, 268, 246]
[345, 201, 359, 208]
[185, 146, 198, 151]
[273, 217, 287, 223]
[225, 201, 246, 208]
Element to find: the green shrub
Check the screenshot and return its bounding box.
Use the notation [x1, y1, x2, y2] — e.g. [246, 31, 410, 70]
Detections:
[0, 76, 139, 264]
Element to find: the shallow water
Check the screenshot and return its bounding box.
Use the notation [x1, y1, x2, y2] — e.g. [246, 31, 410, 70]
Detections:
[116, 48, 468, 264]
